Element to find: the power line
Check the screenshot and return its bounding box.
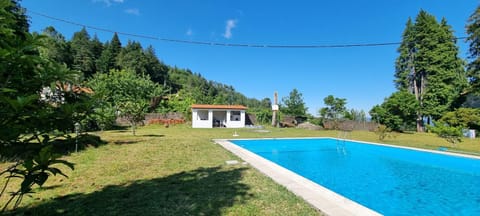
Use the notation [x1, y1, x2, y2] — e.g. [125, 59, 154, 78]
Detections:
[28, 10, 468, 49]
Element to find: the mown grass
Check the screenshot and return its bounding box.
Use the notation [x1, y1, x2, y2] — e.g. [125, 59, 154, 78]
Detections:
[1, 125, 478, 215]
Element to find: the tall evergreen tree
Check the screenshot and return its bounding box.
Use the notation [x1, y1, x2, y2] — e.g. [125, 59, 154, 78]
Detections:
[96, 33, 122, 73]
[70, 27, 96, 77]
[394, 10, 467, 132]
[91, 34, 103, 60]
[394, 18, 415, 91]
[4, 0, 28, 37]
[144, 45, 168, 85]
[466, 5, 480, 93]
[110, 32, 122, 57]
[116, 40, 147, 74]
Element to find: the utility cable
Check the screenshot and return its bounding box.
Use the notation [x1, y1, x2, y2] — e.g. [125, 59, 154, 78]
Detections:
[28, 10, 467, 49]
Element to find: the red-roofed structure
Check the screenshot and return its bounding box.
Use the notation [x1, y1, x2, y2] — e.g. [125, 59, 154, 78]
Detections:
[191, 104, 248, 128]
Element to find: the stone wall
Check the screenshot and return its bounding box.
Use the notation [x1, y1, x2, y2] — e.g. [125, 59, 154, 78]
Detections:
[116, 112, 185, 126]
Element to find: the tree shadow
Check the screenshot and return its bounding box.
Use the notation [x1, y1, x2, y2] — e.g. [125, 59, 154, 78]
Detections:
[141, 134, 165, 137]
[12, 166, 252, 216]
[112, 140, 143, 145]
[0, 134, 108, 161]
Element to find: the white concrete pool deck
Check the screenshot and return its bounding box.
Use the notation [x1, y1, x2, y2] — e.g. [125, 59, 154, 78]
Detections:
[214, 138, 382, 216]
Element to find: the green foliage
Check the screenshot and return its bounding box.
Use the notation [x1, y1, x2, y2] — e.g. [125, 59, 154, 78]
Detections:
[280, 88, 307, 117]
[38, 26, 72, 66]
[0, 0, 88, 210]
[96, 33, 122, 73]
[118, 100, 149, 136]
[370, 91, 418, 131]
[157, 89, 196, 120]
[467, 5, 480, 93]
[166, 66, 264, 108]
[87, 69, 163, 131]
[439, 108, 480, 130]
[250, 108, 272, 125]
[428, 122, 463, 146]
[394, 10, 467, 130]
[70, 27, 96, 78]
[319, 95, 347, 120]
[1, 145, 74, 211]
[344, 109, 367, 122]
[374, 125, 393, 141]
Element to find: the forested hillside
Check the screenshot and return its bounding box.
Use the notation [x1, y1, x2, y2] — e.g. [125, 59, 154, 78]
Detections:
[37, 26, 269, 110]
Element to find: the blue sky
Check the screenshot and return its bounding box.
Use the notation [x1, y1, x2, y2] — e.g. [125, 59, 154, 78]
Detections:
[22, 0, 478, 116]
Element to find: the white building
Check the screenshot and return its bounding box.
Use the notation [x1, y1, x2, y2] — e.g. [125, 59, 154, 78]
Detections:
[191, 104, 247, 128]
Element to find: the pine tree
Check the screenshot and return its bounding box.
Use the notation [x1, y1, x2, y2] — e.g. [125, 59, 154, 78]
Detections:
[96, 33, 122, 73]
[466, 5, 480, 93]
[116, 41, 148, 74]
[394, 18, 415, 91]
[394, 10, 467, 131]
[70, 27, 96, 77]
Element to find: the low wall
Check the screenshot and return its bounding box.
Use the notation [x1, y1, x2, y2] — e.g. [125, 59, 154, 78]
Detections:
[323, 120, 378, 131]
[116, 112, 185, 126]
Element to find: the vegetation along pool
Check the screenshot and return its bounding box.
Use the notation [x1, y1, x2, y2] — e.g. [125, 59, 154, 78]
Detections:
[230, 138, 480, 215]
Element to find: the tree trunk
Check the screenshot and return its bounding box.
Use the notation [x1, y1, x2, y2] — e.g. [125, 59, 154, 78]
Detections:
[413, 73, 424, 132]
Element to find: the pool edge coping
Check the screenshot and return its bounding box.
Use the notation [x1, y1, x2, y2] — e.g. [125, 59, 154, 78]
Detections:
[214, 138, 382, 216]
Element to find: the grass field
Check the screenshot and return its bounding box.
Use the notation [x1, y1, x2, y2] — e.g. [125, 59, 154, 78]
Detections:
[1, 124, 478, 215]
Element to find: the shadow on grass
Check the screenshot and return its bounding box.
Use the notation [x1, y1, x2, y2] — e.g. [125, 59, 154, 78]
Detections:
[112, 140, 143, 145]
[0, 134, 108, 162]
[141, 134, 165, 137]
[13, 166, 252, 216]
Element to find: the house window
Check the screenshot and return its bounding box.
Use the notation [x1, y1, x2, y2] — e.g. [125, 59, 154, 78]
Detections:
[197, 110, 209, 120]
[230, 111, 241, 121]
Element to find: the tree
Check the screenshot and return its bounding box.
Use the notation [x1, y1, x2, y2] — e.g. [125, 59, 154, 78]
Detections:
[280, 88, 307, 117]
[439, 108, 480, 131]
[87, 69, 164, 134]
[319, 95, 346, 121]
[369, 91, 418, 131]
[38, 26, 72, 66]
[116, 41, 148, 75]
[70, 27, 96, 77]
[96, 33, 122, 73]
[466, 4, 480, 93]
[90, 34, 103, 61]
[0, 0, 86, 210]
[428, 123, 463, 146]
[144, 45, 169, 85]
[118, 100, 149, 136]
[344, 109, 367, 122]
[394, 10, 467, 132]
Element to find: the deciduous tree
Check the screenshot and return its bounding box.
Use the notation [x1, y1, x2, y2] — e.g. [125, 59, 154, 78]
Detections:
[281, 88, 307, 117]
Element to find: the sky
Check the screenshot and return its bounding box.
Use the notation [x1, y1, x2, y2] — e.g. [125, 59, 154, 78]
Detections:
[21, 0, 479, 116]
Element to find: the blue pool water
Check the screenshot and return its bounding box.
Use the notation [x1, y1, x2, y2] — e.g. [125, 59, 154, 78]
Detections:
[231, 138, 480, 216]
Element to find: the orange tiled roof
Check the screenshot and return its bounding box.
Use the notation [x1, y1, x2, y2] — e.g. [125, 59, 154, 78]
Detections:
[191, 104, 247, 110]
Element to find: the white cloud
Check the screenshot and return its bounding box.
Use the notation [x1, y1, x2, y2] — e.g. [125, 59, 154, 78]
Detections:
[223, 19, 237, 39]
[124, 8, 140, 16]
[186, 28, 193, 36]
[93, 0, 124, 7]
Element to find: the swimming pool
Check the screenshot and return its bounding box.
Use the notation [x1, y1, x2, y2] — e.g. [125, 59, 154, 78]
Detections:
[228, 138, 480, 215]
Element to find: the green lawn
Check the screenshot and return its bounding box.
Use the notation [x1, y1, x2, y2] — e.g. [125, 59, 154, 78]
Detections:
[1, 125, 479, 215]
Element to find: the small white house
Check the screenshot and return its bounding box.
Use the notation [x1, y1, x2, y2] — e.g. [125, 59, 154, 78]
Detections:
[191, 104, 247, 128]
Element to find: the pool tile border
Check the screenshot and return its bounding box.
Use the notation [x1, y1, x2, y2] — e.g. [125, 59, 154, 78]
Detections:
[214, 138, 382, 216]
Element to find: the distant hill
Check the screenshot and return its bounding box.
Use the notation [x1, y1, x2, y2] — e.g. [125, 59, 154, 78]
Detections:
[37, 26, 269, 110]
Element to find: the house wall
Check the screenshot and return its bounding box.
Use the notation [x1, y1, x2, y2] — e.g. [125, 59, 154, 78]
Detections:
[226, 110, 245, 128]
[192, 109, 213, 128]
[192, 109, 246, 128]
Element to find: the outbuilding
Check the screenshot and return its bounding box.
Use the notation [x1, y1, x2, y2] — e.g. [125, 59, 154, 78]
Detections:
[191, 104, 247, 128]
